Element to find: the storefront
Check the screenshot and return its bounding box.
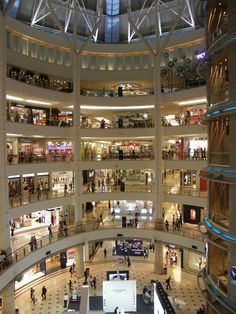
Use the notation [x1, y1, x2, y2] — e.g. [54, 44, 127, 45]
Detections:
[183, 204, 203, 224]
[14, 248, 76, 290]
[46, 141, 73, 161]
[51, 171, 74, 192]
[110, 200, 153, 220]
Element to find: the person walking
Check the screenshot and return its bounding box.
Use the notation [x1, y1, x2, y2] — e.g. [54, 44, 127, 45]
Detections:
[69, 266, 73, 278]
[165, 220, 169, 232]
[10, 224, 15, 237]
[165, 276, 172, 290]
[93, 276, 97, 289]
[104, 248, 107, 259]
[127, 256, 131, 267]
[30, 287, 34, 301]
[64, 292, 69, 308]
[41, 285, 47, 300]
[48, 224, 53, 237]
[114, 306, 119, 314]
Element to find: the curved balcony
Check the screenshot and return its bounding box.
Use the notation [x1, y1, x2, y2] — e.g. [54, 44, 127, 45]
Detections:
[7, 153, 74, 165]
[9, 188, 74, 209]
[163, 185, 207, 198]
[198, 268, 236, 314]
[7, 65, 73, 93]
[81, 151, 154, 162]
[162, 150, 207, 161]
[0, 220, 204, 288]
[7, 113, 73, 128]
[203, 217, 236, 243]
[81, 87, 154, 97]
[82, 183, 153, 194]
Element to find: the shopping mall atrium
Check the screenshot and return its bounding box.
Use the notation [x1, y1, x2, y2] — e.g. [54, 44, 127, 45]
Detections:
[0, 0, 235, 313]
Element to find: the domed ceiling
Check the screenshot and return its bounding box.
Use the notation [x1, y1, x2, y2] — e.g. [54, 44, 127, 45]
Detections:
[1, 0, 199, 43]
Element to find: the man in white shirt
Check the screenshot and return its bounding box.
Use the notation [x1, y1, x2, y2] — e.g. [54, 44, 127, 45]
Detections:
[64, 293, 69, 308]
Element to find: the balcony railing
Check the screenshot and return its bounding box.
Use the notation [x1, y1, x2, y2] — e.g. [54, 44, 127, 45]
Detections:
[162, 185, 207, 197]
[80, 87, 154, 97]
[0, 219, 204, 274]
[7, 153, 74, 164]
[209, 152, 230, 166]
[7, 65, 73, 93]
[82, 183, 154, 194]
[9, 188, 74, 208]
[81, 152, 154, 161]
[162, 150, 207, 160]
[7, 115, 73, 127]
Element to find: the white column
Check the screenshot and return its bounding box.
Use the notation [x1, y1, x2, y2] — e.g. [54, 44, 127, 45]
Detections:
[0, 14, 11, 251]
[73, 51, 82, 223]
[2, 284, 15, 314]
[154, 242, 164, 275]
[152, 3, 163, 223]
[83, 242, 89, 262]
[74, 245, 84, 278]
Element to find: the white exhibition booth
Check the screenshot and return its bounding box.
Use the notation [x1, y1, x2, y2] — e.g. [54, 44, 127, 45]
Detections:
[103, 280, 137, 313]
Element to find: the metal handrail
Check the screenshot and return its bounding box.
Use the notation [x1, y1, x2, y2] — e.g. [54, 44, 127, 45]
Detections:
[0, 219, 204, 275]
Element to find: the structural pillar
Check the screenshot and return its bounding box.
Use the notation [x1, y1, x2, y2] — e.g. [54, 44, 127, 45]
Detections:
[153, 1, 164, 224]
[74, 245, 84, 278]
[83, 242, 90, 262]
[0, 13, 11, 253]
[154, 242, 164, 275]
[73, 51, 82, 223]
[2, 284, 15, 314]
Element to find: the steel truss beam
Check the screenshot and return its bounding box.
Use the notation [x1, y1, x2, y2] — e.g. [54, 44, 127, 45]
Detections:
[46, 0, 102, 54]
[31, 0, 101, 42]
[128, 0, 195, 43]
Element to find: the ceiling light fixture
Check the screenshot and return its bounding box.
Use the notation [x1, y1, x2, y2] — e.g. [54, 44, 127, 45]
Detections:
[6, 95, 24, 101]
[177, 98, 207, 106]
[26, 100, 51, 105]
[80, 105, 155, 110]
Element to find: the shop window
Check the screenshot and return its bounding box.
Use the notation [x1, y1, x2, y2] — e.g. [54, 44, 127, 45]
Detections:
[107, 56, 115, 71]
[56, 49, 63, 65]
[89, 55, 97, 70]
[30, 42, 37, 58]
[117, 56, 123, 70]
[64, 52, 71, 67]
[125, 56, 132, 70]
[38, 45, 46, 61]
[81, 55, 88, 69]
[11, 34, 19, 53]
[98, 56, 106, 70]
[47, 47, 54, 63]
[6, 31, 10, 49]
[20, 38, 28, 56]
[133, 56, 140, 70]
[143, 55, 150, 69]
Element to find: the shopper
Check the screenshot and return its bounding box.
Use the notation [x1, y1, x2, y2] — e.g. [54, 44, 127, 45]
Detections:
[104, 248, 107, 259]
[68, 280, 72, 292]
[69, 266, 73, 277]
[41, 285, 47, 300]
[30, 287, 34, 300]
[93, 276, 97, 289]
[48, 224, 53, 237]
[127, 256, 131, 267]
[114, 306, 119, 314]
[10, 224, 15, 237]
[64, 292, 69, 308]
[165, 276, 172, 290]
[165, 220, 169, 232]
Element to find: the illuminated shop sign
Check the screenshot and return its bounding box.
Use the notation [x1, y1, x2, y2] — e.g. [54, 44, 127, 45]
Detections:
[196, 52, 206, 60]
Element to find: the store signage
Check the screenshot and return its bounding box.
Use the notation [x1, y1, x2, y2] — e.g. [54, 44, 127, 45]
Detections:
[196, 51, 206, 60]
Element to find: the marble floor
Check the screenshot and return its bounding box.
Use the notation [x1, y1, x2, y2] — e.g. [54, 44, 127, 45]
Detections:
[13, 240, 205, 314]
